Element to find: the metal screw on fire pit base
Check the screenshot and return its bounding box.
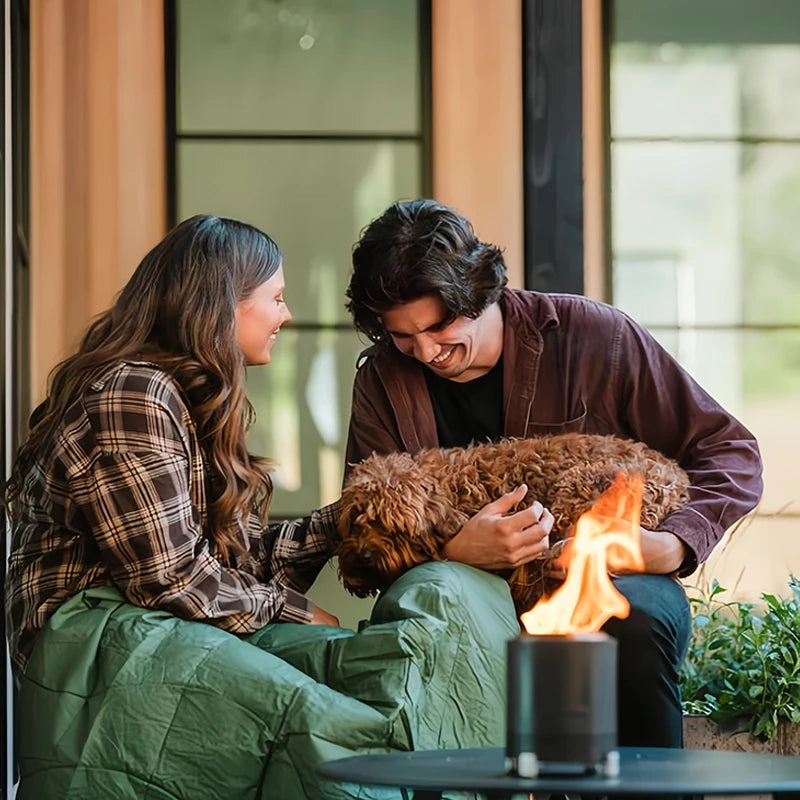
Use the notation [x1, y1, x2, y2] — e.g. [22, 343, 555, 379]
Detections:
[603, 749, 620, 777]
[509, 751, 539, 778]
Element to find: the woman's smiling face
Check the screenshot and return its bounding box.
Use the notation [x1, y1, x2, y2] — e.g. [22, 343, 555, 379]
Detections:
[235, 265, 292, 365]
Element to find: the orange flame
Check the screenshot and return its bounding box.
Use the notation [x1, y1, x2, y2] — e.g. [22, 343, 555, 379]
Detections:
[520, 473, 646, 635]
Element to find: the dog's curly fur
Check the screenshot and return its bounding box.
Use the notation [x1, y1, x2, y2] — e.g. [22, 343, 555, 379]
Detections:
[337, 433, 690, 614]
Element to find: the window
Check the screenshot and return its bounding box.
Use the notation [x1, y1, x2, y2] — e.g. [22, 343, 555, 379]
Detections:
[168, 0, 430, 519]
[610, 0, 800, 597]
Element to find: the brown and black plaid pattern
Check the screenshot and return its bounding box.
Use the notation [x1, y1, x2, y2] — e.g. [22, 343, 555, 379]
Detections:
[5, 362, 338, 673]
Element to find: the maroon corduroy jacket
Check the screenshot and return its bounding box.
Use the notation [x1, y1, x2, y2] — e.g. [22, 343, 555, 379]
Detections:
[344, 289, 763, 576]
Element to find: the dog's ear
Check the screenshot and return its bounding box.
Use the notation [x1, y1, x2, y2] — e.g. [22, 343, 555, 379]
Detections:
[336, 484, 363, 539]
[336, 450, 469, 560]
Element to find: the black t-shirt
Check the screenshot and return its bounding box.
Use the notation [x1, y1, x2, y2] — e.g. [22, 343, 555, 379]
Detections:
[423, 359, 504, 448]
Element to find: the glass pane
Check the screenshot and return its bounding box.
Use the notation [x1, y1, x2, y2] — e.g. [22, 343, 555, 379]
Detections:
[740, 46, 800, 138]
[612, 142, 743, 327]
[614, 254, 695, 328]
[612, 48, 743, 139]
[178, 140, 421, 324]
[613, 0, 800, 138]
[178, 0, 420, 134]
[688, 515, 800, 604]
[740, 145, 800, 324]
[612, 45, 800, 139]
[612, 0, 800, 598]
[246, 326, 369, 517]
[613, 142, 800, 327]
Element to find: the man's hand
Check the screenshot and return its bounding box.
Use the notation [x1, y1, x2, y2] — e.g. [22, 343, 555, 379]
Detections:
[310, 605, 340, 626]
[639, 528, 688, 574]
[547, 526, 688, 579]
[441, 484, 554, 570]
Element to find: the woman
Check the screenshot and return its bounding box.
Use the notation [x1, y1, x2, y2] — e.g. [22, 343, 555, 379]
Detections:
[5, 214, 338, 676]
[4, 215, 519, 800]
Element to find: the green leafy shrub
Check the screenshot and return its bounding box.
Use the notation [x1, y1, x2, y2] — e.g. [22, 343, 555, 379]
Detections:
[680, 575, 800, 740]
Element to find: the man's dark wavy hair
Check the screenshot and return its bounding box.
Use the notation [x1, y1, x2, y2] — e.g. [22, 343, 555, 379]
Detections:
[347, 200, 508, 344]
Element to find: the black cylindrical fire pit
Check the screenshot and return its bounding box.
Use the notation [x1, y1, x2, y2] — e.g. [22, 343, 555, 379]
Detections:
[506, 631, 619, 778]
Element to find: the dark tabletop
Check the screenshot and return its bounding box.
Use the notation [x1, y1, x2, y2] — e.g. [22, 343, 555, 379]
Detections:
[318, 746, 800, 796]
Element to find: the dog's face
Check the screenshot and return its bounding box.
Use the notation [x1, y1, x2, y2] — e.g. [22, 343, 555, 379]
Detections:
[336, 452, 464, 597]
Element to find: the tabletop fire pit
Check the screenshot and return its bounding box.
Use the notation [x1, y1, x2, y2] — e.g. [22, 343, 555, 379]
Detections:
[506, 631, 619, 778]
[505, 473, 645, 779]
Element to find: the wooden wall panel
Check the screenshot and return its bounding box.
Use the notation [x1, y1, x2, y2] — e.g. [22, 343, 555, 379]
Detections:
[581, 0, 609, 301]
[431, 0, 524, 288]
[30, 0, 68, 406]
[29, 0, 166, 404]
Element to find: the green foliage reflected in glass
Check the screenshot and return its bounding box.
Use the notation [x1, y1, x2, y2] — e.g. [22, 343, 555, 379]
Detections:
[743, 331, 800, 401]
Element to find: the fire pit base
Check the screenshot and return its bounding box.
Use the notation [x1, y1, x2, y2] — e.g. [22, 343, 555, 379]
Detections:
[506, 632, 618, 779]
[506, 748, 620, 779]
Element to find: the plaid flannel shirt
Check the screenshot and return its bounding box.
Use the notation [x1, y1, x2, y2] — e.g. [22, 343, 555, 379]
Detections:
[5, 362, 338, 673]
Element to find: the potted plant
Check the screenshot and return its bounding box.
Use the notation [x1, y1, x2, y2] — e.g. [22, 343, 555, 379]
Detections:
[680, 575, 800, 754]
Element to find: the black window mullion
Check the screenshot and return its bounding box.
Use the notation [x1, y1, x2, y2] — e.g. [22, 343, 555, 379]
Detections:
[522, 0, 585, 295]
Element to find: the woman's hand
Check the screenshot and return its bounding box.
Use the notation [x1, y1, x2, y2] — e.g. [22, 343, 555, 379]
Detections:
[310, 606, 340, 626]
[441, 485, 554, 570]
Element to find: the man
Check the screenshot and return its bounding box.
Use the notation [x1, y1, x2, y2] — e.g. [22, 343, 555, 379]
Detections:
[343, 199, 763, 749]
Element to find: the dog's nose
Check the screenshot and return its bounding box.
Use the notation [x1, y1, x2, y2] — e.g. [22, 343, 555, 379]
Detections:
[357, 550, 374, 565]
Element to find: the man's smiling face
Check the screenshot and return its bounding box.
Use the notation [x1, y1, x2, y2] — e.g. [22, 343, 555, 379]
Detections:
[381, 295, 503, 383]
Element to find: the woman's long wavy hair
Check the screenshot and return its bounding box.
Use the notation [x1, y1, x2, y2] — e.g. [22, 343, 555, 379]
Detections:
[6, 215, 281, 561]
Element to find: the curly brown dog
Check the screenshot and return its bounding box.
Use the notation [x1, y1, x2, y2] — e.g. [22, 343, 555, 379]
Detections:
[337, 433, 689, 614]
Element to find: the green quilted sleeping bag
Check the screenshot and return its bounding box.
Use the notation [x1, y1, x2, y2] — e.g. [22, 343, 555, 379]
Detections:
[15, 561, 520, 799]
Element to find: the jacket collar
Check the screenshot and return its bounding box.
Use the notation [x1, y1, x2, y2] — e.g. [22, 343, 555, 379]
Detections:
[500, 290, 558, 436]
[359, 289, 560, 449]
